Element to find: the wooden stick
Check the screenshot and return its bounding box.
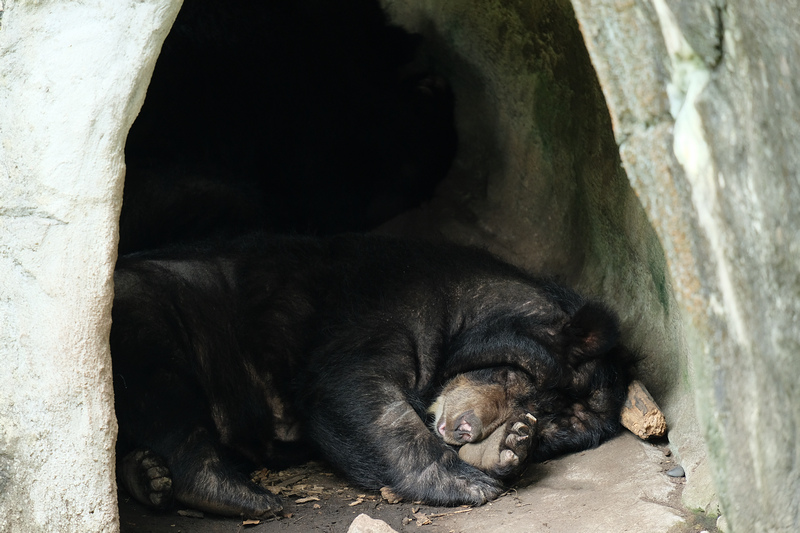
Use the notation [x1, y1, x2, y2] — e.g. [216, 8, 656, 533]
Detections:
[620, 380, 667, 439]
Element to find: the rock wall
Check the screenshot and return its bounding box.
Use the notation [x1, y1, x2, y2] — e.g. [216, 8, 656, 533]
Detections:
[570, 1, 800, 531]
[0, 2, 181, 532]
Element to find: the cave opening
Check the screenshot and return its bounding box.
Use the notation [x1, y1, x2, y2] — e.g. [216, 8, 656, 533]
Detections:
[117, 0, 690, 530]
[120, 0, 458, 254]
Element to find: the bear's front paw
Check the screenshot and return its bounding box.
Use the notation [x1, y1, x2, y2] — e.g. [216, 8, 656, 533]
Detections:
[458, 412, 537, 479]
[498, 413, 537, 472]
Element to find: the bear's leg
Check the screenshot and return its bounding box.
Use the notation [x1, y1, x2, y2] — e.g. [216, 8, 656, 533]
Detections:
[118, 425, 282, 518]
[113, 348, 282, 517]
[308, 393, 505, 506]
[162, 426, 283, 519]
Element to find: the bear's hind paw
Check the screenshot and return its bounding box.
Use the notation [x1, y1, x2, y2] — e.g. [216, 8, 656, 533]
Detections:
[120, 449, 174, 510]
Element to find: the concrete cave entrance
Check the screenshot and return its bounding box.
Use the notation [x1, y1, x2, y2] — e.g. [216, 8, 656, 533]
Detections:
[115, 1, 708, 531]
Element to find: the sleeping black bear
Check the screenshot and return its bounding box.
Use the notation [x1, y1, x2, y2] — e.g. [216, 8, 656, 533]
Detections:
[111, 233, 635, 517]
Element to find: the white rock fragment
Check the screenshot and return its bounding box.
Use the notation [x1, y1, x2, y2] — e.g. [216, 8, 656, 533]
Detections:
[347, 513, 399, 533]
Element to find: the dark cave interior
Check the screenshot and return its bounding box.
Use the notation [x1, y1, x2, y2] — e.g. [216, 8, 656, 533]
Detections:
[121, 0, 458, 255]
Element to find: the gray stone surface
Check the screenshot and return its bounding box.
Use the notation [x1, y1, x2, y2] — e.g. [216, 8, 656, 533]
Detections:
[118, 432, 690, 533]
[442, 433, 686, 533]
[0, 1, 181, 532]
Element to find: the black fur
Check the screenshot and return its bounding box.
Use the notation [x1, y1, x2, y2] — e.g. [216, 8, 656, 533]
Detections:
[112, 234, 635, 517]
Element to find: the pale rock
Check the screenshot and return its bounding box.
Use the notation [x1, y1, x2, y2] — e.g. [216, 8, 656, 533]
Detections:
[347, 513, 399, 533]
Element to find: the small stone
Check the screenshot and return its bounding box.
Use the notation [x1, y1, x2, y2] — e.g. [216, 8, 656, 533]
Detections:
[347, 513, 399, 533]
[666, 465, 685, 478]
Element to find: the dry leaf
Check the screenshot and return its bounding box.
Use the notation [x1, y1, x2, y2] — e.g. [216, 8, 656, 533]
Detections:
[295, 496, 320, 504]
[348, 498, 364, 506]
[313, 503, 321, 509]
[250, 468, 271, 484]
[412, 512, 431, 526]
[380, 486, 402, 504]
[242, 519, 260, 525]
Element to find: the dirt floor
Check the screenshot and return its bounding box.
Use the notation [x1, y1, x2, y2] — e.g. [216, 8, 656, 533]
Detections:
[118, 432, 718, 533]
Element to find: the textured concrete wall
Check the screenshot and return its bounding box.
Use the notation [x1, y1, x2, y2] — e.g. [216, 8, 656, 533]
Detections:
[0, 2, 181, 532]
[569, 1, 800, 532]
[379, 0, 712, 515]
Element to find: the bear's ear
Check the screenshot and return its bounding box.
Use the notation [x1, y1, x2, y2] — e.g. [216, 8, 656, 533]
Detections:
[562, 302, 620, 362]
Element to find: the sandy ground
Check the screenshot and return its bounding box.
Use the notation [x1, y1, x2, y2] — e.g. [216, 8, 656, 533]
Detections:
[118, 432, 717, 533]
